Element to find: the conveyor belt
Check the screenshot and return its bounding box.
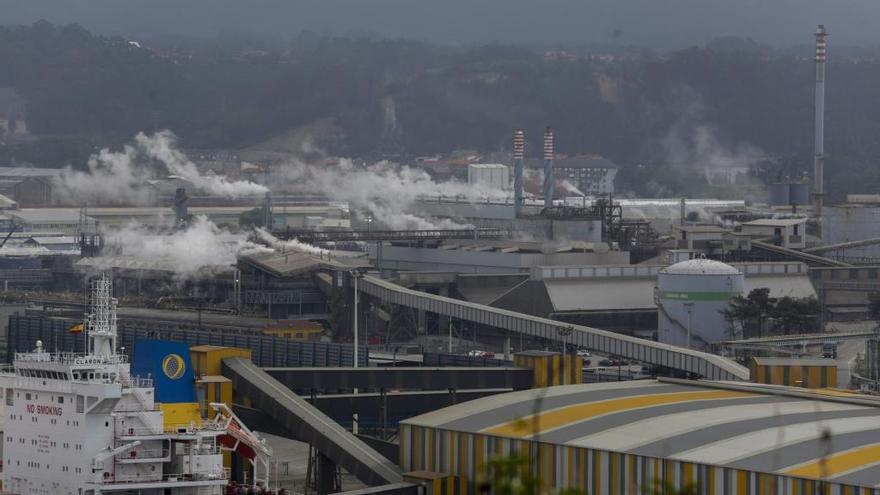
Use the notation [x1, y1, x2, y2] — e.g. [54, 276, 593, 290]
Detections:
[752, 240, 851, 267]
[359, 275, 749, 381]
[223, 358, 401, 486]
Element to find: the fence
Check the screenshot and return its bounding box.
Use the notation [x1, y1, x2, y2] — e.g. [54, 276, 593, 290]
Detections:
[6, 314, 367, 368]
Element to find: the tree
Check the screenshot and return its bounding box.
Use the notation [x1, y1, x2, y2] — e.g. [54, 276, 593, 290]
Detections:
[722, 288, 773, 338]
[771, 296, 820, 334]
[723, 289, 820, 338]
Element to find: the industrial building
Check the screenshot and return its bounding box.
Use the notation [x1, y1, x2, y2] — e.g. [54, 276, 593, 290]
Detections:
[523, 155, 618, 195]
[400, 379, 880, 494]
[822, 195, 880, 262]
[369, 240, 628, 274]
[453, 261, 814, 336]
[741, 218, 807, 249]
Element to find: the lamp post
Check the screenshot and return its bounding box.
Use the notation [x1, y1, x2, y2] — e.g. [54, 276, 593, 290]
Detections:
[684, 302, 694, 348]
[351, 269, 365, 434]
[557, 325, 574, 385]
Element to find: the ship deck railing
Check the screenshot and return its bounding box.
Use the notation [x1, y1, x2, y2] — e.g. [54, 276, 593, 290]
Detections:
[100, 469, 228, 485]
[14, 351, 128, 366]
[116, 448, 170, 461]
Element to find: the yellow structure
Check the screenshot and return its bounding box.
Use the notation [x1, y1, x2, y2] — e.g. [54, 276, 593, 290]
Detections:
[403, 471, 463, 495]
[749, 357, 838, 388]
[188, 345, 253, 469]
[263, 320, 324, 341]
[190, 345, 252, 377]
[160, 402, 203, 430]
[514, 350, 583, 388]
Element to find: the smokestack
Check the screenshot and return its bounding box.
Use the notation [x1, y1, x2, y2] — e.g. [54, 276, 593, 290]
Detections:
[813, 25, 827, 214]
[513, 129, 525, 217]
[543, 126, 554, 209]
[263, 191, 273, 229]
[680, 198, 686, 226]
[173, 188, 188, 226]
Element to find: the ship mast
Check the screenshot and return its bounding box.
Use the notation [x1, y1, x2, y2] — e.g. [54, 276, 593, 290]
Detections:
[86, 274, 118, 358]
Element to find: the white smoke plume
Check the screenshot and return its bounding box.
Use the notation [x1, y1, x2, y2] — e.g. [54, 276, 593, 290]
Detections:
[55, 131, 267, 204]
[276, 159, 507, 230]
[254, 228, 328, 256]
[136, 131, 268, 198]
[94, 216, 272, 279]
[56, 144, 154, 205]
[559, 179, 585, 197]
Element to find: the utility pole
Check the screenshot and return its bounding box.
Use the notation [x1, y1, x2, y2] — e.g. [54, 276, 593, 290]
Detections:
[351, 269, 364, 434]
[557, 325, 574, 385]
[684, 302, 694, 349]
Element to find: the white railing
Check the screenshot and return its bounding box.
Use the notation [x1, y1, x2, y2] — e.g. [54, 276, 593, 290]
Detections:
[14, 351, 128, 365]
[117, 448, 169, 460]
[103, 469, 227, 484]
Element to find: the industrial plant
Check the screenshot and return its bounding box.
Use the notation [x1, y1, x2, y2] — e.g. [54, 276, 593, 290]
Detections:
[3, 20, 880, 495]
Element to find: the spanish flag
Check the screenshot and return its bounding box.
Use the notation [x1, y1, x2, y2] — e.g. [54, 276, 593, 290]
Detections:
[68, 322, 84, 334]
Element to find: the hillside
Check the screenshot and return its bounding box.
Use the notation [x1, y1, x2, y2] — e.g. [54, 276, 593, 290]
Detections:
[2, 22, 880, 198]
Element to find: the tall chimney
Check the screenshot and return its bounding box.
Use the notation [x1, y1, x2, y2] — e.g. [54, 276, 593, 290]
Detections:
[263, 191, 273, 229]
[513, 129, 525, 217]
[173, 187, 188, 226]
[813, 25, 827, 214]
[680, 198, 686, 226]
[543, 126, 555, 209]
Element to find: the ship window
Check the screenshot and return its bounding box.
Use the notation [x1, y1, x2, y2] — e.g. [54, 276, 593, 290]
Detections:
[25, 393, 31, 401]
[58, 396, 63, 404]
[5, 388, 12, 406]
[76, 395, 84, 413]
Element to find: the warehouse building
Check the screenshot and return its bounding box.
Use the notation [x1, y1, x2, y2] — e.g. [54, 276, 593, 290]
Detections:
[400, 379, 880, 494]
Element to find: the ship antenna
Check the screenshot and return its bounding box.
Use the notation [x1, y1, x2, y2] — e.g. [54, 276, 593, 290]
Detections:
[87, 273, 118, 359]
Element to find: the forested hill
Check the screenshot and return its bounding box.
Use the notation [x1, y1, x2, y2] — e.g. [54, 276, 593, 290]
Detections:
[2, 22, 880, 198]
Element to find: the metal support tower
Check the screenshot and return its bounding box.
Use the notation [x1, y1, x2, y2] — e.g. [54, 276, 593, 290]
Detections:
[813, 25, 827, 214]
[543, 126, 555, 209]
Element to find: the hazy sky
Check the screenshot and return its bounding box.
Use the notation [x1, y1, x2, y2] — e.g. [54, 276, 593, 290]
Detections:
[2, 0, 879, 49]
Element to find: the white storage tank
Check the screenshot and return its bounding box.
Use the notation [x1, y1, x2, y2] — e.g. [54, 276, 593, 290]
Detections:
[468, 163, 510, 190]
[656, 258, 743, 350]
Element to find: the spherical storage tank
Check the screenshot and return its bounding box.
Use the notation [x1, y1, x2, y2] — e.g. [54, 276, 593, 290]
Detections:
[656, 258, 743, 350]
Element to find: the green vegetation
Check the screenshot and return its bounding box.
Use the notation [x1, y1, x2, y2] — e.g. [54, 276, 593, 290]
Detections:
[4, 22, 880, 198]
[722, 288, 820, 338]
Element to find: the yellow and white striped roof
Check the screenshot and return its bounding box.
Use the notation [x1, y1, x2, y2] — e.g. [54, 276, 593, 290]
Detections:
[402, 379, 880, 487]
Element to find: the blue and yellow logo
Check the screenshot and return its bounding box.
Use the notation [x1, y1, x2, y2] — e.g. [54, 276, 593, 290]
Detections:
[161, 354, 186, 380]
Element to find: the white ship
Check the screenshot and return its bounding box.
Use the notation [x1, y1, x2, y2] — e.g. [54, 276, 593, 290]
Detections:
[0, 275, 270, 495]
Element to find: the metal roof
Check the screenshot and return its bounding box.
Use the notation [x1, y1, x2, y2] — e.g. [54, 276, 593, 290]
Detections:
[743, 218, 807, 227]
[752, 357, 837, 367]
[544, 279, 655, 311]
[240, 250, 368, 278]
[0, 167, 64, 178]
[661, 258, 741, 276]
[402, 379, 880, 487]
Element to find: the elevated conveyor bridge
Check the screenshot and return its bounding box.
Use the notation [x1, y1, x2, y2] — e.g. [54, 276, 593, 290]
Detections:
[223, 358, 402, 487]
[357, 275, 750, 381]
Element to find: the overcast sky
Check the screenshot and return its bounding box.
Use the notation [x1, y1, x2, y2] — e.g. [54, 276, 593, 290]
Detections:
[2, 0, 879, 49]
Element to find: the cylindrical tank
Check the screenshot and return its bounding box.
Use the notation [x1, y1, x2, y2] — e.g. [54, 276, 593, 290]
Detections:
[656, 258, 744, 350]
[769, 183, 790, 206]
[788, 183, 810, 207]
